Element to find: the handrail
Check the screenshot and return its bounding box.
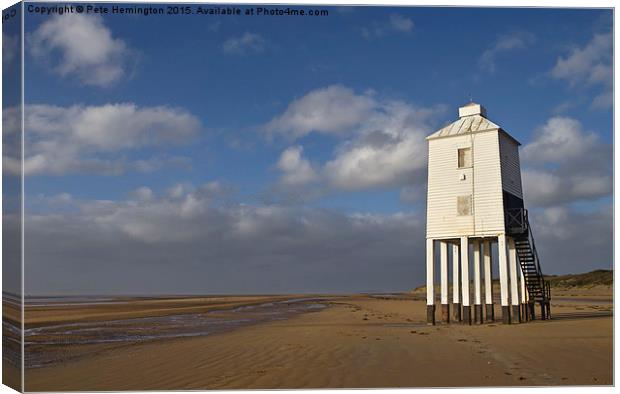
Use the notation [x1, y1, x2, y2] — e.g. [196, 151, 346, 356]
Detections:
[525, 210, 550, 302]
[507, 207, 550, 303]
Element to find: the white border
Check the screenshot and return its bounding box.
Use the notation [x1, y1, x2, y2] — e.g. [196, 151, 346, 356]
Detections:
[0, 1, 616, 394]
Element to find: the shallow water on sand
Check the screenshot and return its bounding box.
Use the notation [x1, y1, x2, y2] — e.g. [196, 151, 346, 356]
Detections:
[21, 298, 329, 369]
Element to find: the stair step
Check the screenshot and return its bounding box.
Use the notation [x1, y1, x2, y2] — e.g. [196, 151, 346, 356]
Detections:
[506, 210, 550, 301]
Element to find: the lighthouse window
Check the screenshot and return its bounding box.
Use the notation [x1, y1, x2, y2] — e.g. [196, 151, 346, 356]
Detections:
[457, 195, 472, 216]
[457, 147, 472, 168]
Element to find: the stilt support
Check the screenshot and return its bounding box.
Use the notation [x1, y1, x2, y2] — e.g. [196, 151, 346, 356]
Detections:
[474, 304, 483, 324]
[520, 267, 527, 323]
[498, 235, 510, 324]
[439, 242, 449, 324]
[485, 304, 495, 322]
[453, 302, 461, 322]
[511, 305, 521, 323]
[441, 304, 450, 324]
[426, 238, 435, 325]
[508, 237, 520, 323]
[483, 240, 494, 323]
[460, 236, 471, 325]
[528, 302, 536, 320]
[502, 306, 511, 324]
[427, 305, 436, 325]
[462, 305, 472, 325]
[472, 240, 482, 325]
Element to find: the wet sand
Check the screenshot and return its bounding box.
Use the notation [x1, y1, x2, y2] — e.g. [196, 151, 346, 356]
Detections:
[24, 296, 330, 369]
[22, 291, 612, 391]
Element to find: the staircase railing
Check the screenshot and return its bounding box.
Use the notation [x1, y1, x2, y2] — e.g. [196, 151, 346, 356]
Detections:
[526, 213, 547, 298]
[505, 208, 550, 304]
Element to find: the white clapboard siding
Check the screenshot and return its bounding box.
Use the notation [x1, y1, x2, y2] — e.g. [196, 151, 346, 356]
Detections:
[426, 133, 474, 237]
[499, 131, 523, 198]
[426, 129, 505, 239]
[472, 131, 506, 235]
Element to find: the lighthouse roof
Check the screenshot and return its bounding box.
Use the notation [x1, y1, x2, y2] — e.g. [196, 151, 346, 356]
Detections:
[426, 102, 520, 145]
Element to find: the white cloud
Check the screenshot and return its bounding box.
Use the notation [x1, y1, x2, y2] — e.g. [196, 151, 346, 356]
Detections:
[521, 116, 611, 207]
[389, 14, 414, 32]
[277, 146, 318, 186]
[551, 32, 612, 110]
[361, 13, 414, 39]
[591, 90, 613, 110]
[265, 85, 376, 139]
[479, 32, 534, 73]
[28, 14, 133, 87]
[2, 106, 21, 176]
[522, 169, 562, 205]
[131, 156, 192, 173]
[267, 85, 443, 192]
[2, 33, 18, 67]
[551, 100, 575, 114]
[130, 187, 154, 202]
[521, 116, 596, 163]
[323, 102, 431, 190]
[551, 33, 611, 87]
[522, 169, 610, 207]
[222, 32, 266, 55]
[209, 21, 222, 32]
[36, 192, 74, 206]
[3, 103, 202, 176]
[167, 183, 190, 199]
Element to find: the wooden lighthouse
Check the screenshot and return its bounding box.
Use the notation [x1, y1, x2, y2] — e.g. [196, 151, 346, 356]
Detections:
[425, 102, 551, 325]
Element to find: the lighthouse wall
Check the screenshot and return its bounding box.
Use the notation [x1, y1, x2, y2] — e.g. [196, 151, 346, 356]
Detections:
[426, 130, 506, 239]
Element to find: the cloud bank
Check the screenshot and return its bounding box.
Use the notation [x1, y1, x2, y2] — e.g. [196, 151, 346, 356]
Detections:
[3, 103, 201, 176]
[25, 186, 424, 295]
[521, 116, 611, 207]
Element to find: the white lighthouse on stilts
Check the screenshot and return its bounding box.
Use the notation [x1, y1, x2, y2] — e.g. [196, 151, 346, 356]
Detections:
[425, 102, 551, 325]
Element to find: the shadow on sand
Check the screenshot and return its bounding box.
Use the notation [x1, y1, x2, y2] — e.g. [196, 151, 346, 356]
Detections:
[547, 311, 613, 321]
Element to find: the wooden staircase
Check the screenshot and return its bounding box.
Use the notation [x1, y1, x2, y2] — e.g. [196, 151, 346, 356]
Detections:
[505, 208, 551, 319]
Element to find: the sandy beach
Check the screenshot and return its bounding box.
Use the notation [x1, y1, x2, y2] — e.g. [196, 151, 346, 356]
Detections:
[18, 289, 612, 391]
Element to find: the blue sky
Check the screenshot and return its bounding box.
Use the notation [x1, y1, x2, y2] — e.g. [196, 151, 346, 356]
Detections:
[5, 4, 613, 295]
